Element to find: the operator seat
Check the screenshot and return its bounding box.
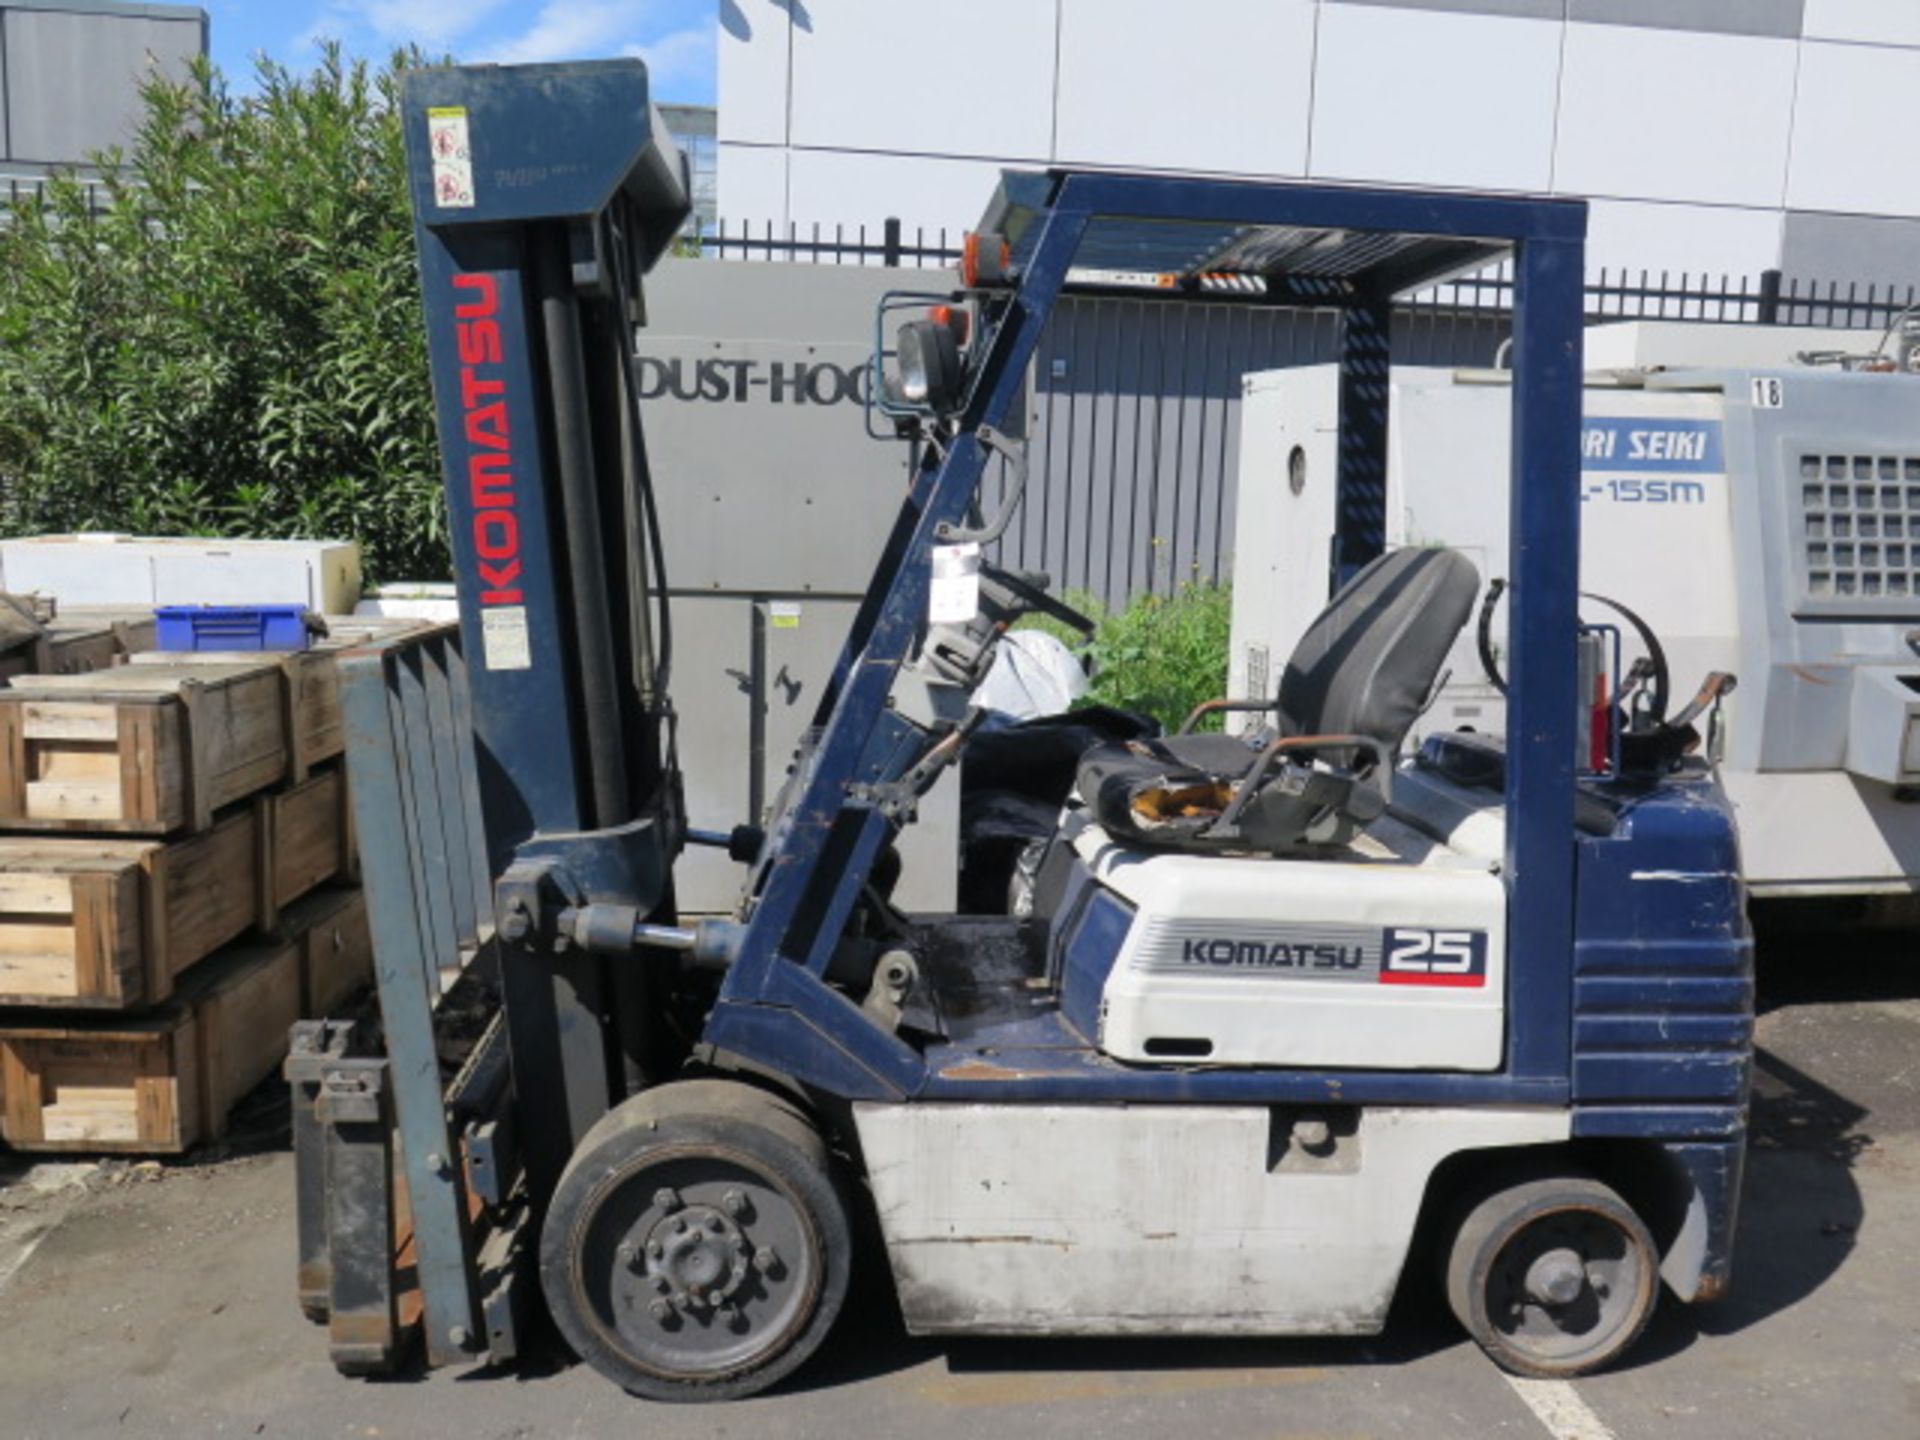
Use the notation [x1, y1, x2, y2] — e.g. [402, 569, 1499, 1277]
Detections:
[1077, 546, 1481, 853]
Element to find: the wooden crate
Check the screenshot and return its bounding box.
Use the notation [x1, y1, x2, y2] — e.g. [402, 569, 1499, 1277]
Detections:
[0, 605, 154, 683]
[0, 766, 349, 1009]
[0, 661, 288, 834]
[0, 938, 299, 1153]
[290, 885, 372, 1017]
[0, 884, 369, 1154]
[123, 617, 429, 784]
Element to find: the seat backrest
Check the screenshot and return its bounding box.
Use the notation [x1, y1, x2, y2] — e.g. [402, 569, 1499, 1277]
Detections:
[1277, 547, 1480, 757]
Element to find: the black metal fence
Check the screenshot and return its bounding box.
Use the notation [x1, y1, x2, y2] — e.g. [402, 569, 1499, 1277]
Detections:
[700, 215, 1920, 336]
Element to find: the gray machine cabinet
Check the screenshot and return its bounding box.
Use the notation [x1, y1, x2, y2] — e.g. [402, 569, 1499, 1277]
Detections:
[640, 260, 963, 913]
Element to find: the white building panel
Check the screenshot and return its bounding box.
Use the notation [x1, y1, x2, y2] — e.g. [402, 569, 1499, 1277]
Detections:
[1786, 41, 1920, 218]
[788, 0, 1055, 159]
[715, 142, 789, 227]
[1053, 0, 1315, 176]
[787, 148, 1006, 237]
[1802, 0, 1920, 47]
[717, 0, 791, 145]
[1555, 24, 1797, 208]
[1309, 7, 1562, 192]
[1583, 198, 1784, 283]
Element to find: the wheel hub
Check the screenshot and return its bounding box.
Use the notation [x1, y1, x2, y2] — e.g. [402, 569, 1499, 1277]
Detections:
[1523, 1247, 1587, 1307]
[644, 1202, 754, 1314]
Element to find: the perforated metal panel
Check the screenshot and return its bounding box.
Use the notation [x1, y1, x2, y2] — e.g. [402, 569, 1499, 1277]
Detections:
[1794, 451, 1920, 612]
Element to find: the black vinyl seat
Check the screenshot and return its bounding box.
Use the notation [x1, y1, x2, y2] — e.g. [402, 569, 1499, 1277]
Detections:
[1077, 547, 1481, 853]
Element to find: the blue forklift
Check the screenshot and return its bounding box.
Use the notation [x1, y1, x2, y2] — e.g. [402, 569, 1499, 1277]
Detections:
[288, 59, 1753, 1401]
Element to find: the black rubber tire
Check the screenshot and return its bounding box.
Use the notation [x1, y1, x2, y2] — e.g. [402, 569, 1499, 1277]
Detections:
[539, 1079, 853, 1402]
[1445, 1175, 1659, 1379]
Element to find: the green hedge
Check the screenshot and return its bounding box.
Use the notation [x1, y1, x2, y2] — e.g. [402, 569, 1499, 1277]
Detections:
[0, 48, 446, 581]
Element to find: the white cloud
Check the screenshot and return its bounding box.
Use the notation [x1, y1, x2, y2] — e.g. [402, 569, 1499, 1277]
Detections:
[624, 26, 716, 95]
[298, 0, 512, 56]
[478, 3, 716, 97]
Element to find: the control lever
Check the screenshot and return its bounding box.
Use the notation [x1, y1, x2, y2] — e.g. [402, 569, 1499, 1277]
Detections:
[860, 710, 986, 822]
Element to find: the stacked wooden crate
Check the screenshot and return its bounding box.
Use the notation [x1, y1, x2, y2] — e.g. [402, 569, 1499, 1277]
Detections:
[0, 625, 409, 1154]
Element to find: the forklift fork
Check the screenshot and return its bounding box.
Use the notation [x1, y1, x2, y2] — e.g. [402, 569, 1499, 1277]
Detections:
[287, 625, 525, 1372]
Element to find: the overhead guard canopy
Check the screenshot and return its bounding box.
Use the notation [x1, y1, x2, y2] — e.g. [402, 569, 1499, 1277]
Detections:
[976, 169, 1573, 303]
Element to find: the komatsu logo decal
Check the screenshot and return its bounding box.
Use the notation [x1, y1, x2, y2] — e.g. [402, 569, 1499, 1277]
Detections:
[451, 271, 522, 607]
[1180, 938, 1364, 971]
[1139, 920, 1490, 988]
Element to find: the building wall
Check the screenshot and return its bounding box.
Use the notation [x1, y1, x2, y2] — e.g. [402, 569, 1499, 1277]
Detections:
[2, 0, 205, 177]
[718, 0, 1920, 284]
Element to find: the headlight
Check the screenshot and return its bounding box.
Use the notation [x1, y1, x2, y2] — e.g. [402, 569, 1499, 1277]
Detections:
[896, 317, 964, 413]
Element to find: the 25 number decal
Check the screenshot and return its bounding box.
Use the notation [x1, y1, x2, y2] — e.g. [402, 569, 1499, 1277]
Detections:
[1381, 928, 1488, 987]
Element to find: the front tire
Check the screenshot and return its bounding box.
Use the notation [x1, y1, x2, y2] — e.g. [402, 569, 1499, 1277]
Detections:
[539, 1079, 853, 1402]
[1445, 1175, 1659, 1378]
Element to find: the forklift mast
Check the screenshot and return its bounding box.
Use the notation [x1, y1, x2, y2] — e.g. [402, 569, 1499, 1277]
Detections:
[402, 63, 690, 1183]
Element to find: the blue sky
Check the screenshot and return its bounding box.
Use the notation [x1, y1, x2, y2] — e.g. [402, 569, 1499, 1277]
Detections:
[202, 1, 719, 104]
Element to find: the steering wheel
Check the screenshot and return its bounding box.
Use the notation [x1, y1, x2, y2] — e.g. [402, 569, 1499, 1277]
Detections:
[1475, 580, 1673, 728]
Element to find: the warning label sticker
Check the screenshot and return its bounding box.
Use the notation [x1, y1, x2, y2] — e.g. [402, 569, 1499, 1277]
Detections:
[929, 542, 982, 625]
[427, 106, 475, 209]
[481, 605, 531, 671]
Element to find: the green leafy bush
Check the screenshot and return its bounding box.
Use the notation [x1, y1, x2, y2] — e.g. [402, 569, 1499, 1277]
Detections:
[1019, 580, 1233, 732]
[0, 47, 445, 580]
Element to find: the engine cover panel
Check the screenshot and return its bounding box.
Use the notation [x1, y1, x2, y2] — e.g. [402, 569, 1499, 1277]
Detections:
[1075, 815, 1507, 1070]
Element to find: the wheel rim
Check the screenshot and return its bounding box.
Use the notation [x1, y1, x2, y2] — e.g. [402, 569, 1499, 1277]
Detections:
[1483, 1206, 1652, 1367]
[569, 1144, 823, 1381]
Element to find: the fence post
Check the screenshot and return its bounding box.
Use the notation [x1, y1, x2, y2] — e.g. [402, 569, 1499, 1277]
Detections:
[883, 217, 902, 268]
[1758, 269, 1782, 326]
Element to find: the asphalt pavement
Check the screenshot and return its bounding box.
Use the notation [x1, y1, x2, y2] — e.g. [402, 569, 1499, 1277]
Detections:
[0, 929, 1915, 1440]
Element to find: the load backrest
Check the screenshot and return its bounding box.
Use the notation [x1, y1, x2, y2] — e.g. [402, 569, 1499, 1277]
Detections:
[1277, 547, 1481, 759]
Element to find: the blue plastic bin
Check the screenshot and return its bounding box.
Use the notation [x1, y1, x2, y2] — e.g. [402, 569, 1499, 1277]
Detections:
[154, 604, 316, 653]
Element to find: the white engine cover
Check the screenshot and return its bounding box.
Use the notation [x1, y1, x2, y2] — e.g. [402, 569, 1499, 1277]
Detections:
[1079, 817, 1507, 1070]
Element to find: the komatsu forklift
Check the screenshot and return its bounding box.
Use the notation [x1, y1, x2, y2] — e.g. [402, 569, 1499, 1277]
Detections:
[288, 58, 1753, 1402]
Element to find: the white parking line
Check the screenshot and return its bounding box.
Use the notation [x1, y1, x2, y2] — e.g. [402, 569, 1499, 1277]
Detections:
[1504, 1375, 1620, 1440]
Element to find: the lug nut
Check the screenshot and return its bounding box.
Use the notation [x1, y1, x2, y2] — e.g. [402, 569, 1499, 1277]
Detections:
[649, 1299, 673, 1322]
[615, 1241, 637, 1268]
[653, 1187, 681, 1212]
[722, 1189, 747, 1217]
[648, 1240, 664, 1259]
[753, 1246, 779, 1274]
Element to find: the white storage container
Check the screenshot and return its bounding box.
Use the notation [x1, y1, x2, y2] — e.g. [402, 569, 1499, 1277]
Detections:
[0, 534, 363, 614]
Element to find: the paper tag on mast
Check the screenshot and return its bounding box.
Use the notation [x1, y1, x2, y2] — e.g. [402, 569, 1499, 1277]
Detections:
[929, 543, 982, 624]
[481, 605, 532, 670]
[427, 107, 475, 209]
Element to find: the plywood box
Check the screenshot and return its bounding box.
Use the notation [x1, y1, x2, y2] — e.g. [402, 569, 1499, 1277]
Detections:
[123, 616, 429, 783]
[0, 936, 300, 1153]
[0, 766, 349, 1009]
[0, 883, 370, 1154]
[0, 661, 288, 834]
[0, 605, 155, 684]
[291, 885, 372, 1017]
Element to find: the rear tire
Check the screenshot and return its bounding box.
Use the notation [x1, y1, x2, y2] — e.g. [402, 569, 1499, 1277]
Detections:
[1445, 1175, 1659, 1378]
[539, 1079, 853, 1402]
